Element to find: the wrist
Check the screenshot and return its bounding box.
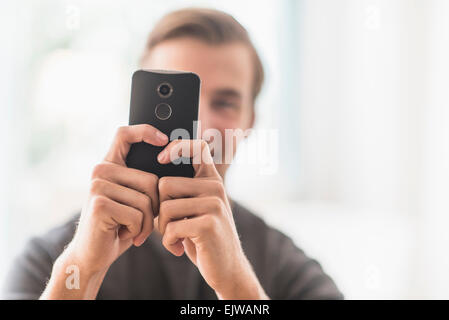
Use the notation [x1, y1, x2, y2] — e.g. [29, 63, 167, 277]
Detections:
[215, 256, 269, 300]
[41, 246, 108, 299]
[216, 275, 268, 300]
[54, 246, 108, 281]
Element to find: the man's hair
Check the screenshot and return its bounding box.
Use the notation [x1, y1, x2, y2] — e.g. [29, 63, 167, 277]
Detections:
[140, 8, 264, 102]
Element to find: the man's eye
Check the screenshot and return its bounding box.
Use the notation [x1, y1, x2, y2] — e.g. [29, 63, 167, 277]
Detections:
[212, 100, 238, 109]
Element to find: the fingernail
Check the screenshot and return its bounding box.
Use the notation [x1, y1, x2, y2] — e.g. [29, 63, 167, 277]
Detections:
[157, 150, 166, 162]
[156, 130, 168, 143]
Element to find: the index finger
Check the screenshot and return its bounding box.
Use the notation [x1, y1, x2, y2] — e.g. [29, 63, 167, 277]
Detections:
[105, 124, 168, 166]
[157, 139, 218, 178]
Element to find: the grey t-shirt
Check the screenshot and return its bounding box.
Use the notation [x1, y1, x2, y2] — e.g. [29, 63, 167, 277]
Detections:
[2, 201, 343, 300]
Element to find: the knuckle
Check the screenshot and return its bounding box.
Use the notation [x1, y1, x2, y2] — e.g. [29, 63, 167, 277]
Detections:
[116, 126, 128, 138]
[91, 195, 109, 213]
[200, 215, 218, 234]
[90, 178, 105, 195]
[210, 180, 225, 198]
[142, 173, 158, 197]
[142, 123, 154, 133]
[149, 172, 159, 183]
[215, 173, 224, 184]
[141, 124, 158, 139]
[146, 172, 158, 188]
[161, 226, 174, 246]
[209, 196, 223, 212]
[162, 234, 170, 248]
[134, 209, 144, 226]
[141, 194, 152, 213]
[114, 126, 128, 143]
[128, 210, 143, 233]
[144, 218, 154, 233]
[159, 200, 170, 217]
[91, 163, 108, 179]
[158, 176, 171, 194]
[164, 221, 174, 236]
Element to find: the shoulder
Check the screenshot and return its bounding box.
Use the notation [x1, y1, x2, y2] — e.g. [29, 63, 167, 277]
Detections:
[232, 200, 300, 255]
[31, 213, 80, 260]
[1, 214, 80, 299]
[231, 200, 343, 300]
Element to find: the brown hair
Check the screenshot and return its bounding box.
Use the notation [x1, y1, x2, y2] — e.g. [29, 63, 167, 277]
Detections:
[140, 8, 264, 102]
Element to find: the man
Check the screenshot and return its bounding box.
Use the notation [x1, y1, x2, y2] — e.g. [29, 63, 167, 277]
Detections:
[2, 8, 343, 300]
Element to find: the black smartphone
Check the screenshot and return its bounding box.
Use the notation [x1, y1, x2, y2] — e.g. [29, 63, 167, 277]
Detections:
[125, 69, 200, 178]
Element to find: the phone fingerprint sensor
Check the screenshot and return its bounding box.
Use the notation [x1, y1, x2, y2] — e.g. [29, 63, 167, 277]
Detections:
[155, 103, 172, 120]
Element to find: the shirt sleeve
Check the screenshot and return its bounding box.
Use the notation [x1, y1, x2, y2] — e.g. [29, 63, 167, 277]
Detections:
[269, 229, 343, 300]
[1, 237, 55, 299]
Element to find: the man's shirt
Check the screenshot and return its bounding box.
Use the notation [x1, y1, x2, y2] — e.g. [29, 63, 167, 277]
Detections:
[2, 201, 343, 299]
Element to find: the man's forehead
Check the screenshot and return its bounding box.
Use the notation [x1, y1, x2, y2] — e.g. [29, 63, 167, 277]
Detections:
[141, 38, 253, 97]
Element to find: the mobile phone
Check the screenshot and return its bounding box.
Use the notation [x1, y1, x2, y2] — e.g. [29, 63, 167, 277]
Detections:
[125, 69, 200, 178]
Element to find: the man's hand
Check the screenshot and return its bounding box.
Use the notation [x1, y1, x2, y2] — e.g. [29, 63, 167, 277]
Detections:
[156, 139, 269, 300]
[41, 124, 167, 299]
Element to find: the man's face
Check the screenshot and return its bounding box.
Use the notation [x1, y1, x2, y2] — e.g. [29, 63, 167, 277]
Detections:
[141, 37, 255, 178]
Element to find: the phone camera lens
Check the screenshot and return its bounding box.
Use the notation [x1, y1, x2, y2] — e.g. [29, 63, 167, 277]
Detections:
[157, 83, 173, 98]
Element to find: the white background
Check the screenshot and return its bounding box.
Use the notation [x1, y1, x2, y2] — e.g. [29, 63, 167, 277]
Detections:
[1, 0, 448, 299]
